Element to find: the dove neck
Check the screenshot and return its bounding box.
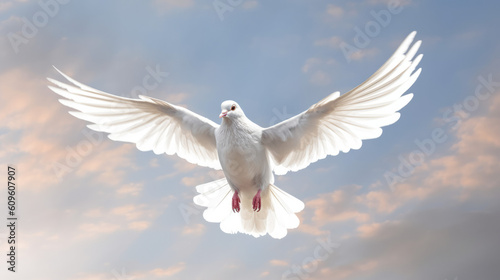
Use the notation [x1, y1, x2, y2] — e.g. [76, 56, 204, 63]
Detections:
[221, 116, 251, 129]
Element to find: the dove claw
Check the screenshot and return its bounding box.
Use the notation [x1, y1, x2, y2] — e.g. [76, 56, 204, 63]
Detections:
[252, 189, 262, 212]
[232, 191, 240, 213]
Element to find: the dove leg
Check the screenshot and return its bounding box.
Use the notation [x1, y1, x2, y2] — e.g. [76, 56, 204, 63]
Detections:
[252, 189, 262, 212]
[232, 190, 241, 213]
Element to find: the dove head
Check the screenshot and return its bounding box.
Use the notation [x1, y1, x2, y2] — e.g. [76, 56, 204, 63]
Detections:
[219, 100, 245, 120]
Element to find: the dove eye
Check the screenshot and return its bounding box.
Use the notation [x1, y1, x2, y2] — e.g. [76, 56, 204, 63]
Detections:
[231, 105, 236, 111]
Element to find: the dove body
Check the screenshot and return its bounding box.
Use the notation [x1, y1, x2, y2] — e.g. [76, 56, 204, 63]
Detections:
[216, 100, 273, 212]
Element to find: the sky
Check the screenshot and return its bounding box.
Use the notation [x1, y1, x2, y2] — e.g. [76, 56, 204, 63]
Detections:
[0, 0, 500, 279]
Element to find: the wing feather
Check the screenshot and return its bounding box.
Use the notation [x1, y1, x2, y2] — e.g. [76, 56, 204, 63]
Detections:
[48, 68, 221, 169]
[262, 32, 422, 175]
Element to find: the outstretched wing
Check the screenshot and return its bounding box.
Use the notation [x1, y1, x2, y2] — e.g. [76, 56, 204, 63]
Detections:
[262, 31, 422, 175]
[48, 68, 221, 170]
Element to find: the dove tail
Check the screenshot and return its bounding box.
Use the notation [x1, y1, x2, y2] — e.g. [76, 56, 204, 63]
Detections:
[193, 179, 304, 239]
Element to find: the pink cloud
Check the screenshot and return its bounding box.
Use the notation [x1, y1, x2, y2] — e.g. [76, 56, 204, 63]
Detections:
[149, 262, 186, 277]
[297, 91, 500, 236]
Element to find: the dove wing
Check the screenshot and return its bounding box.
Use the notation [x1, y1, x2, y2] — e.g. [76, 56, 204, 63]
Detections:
[48, 68, 221, 170]
[262, 32, 422, 175]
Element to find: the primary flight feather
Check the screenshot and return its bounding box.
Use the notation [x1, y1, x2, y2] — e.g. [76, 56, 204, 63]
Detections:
[49, 31, 422, 239]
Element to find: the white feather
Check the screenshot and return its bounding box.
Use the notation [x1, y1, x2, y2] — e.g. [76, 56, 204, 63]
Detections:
[262, 31, 422, 175]
[194, 180, 303, 239]
[48, 67, 222, 170]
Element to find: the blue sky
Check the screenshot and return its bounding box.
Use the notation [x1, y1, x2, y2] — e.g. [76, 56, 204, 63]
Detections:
[1, 0, 500, 279]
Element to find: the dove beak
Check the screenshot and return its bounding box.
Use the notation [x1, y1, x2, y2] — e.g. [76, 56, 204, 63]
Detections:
[219, 110, 228, 118]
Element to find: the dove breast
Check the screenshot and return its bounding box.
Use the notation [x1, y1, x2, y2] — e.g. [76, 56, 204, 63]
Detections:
[215, 120, 272, 193]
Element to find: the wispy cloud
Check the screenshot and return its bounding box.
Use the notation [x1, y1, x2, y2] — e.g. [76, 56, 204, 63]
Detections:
[326, 4, 344, 18]
[149, 262, 187, 277]
[314, 36, 344, 48]
[269, 259, 289, 267]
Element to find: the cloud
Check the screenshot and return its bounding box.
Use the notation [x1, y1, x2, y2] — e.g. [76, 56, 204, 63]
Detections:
[298, 185, 370, 235]
[348, 47, 379, 61]
[302, 58, 336, 86]
[180, 168, 224, 187]
[343, 93, 500, 222]
[309, 186, 368, 223]
[379, 90, 500, 208]
[156, 156, 204, 181]
[128, 221, 152, 231]
[284, 89, 500, 280]
[357, 221, 399, 238]
[68, 142, 136, 185]
[314, 36, 344, 49]
[164, 92, 190, 104]
[0, 0, 28, 13]
[111, 204, 157, 221]
[0, 2, 13, 12]
[150, 158, 160, 168]
[317, 260, 379, 280]
[0, 69, 77, 190]
[72, 263, 187, 280]
[269, 259, 289, 267]
[420, 106, 500, 200]
[319, 206, 500, 280]
[77, 222, 121, 237]
[297, 90, 500, 241]
[181, 175, 208, 187]
[0, 67, 141, 192]
[0, 69, 66, 131]
[149, 262, 186, 277]
[326, 4, 344, 18]
[294, 223, 330, 236]
[181, 223, 206, 235]
[302, 58, 322, 73]
[361, 189, 401, 213]
[116, 182, 144, 196]
[76, 202, 169, 239]
[260, 271, 270, 277]
[309, 70, 332, 86]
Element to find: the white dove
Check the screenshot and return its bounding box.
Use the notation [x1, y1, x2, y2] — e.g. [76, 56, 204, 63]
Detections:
[48, 31, 422, 239]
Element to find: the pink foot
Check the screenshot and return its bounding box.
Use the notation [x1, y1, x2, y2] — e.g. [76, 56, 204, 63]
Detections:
[232, 190, 241, 213]
[252, 189, 262, 212]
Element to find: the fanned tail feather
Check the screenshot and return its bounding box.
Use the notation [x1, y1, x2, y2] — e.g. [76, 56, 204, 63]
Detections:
[193, 179, 304, 239]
